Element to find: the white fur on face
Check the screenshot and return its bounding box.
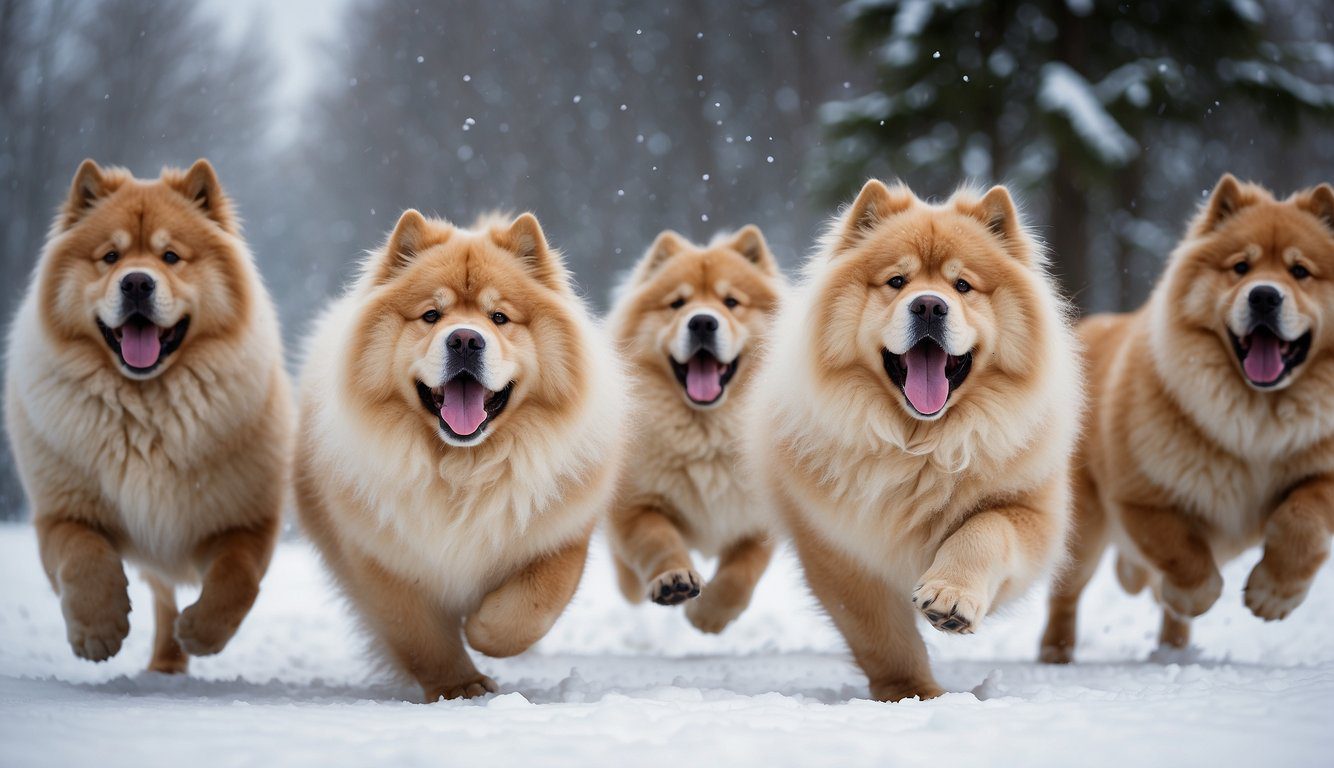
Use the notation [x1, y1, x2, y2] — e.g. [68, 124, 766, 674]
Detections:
[1227, 279, 1310, 341]
[412, 322, 516, 393]
[94, 265, 186, 328]
[882, 290, 976, 356]
[668, 306, 744, 364]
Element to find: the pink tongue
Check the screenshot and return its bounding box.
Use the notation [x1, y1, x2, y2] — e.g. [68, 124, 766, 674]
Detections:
[904, 342, 949, 415]
[120, 323, 162, 369]
[1243, 330, 1284, 384]
[686, 355, 723, 403]
[440, 377, 488, 436]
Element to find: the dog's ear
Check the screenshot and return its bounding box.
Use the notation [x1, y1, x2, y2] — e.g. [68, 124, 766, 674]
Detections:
[369, 209, 437, 284]
[957, 186, 1031, 262]
[61, 159, 110, 229]
[1294, 183, 1334, 233]
[492, 213, 568, 291]
[726, 225, 778, 275]
[172, 159, 237, 232]
[630, 229, 690, 284]
[1194, 173, 1260, 235]
[836, 179, 914, 252]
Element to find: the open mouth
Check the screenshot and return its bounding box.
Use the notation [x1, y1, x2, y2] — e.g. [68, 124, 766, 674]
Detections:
[97, 314, 189, 374]
[882, 339, 972, 417]
[670, 350, 738, 406]
[416, 373, 513, 442]
[1228, 326, 1311, 388]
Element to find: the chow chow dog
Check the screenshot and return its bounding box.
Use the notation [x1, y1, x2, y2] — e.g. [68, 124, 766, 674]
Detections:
[749, 180, 1081, 701]
[1040, 175, 1334, 663]
[4, 159, 291, 673]
[296, 209, 626, 701]
[606, 226, 783, 633]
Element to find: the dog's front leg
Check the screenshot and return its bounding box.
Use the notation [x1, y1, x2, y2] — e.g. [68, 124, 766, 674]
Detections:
[36, 516, 131, 662]
[1120, 501, 1222, 619]
[1245, 474, 1334, 621]
[174, 520, 277, 656]
[465, 530, 590, 658]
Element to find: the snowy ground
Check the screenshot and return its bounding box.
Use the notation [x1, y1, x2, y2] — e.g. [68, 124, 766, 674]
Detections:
[2, 522, 1332, 767]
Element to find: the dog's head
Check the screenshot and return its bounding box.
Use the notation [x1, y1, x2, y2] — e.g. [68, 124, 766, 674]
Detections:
[348, 210, 585, 448]
[613, 226, 781, 409]
[1159, 174, 1334, 392]
[37, 159, 251, 380]
[812, 180, 1050, 421]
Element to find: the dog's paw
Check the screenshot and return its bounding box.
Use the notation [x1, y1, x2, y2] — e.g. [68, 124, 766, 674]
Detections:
[62, 590, 131, 662]
[1161, 568, 1223, 620]
[425, 674, 498, 702]
[869, 678, 946, 702]
[174, 603, 242, 656]
[1038, 643, 1075, 665]
[912, 578, 987, 634]
[1243, 560, 1312, 622]
[647, 568, 701, 606]
[684, 587, 746, 634]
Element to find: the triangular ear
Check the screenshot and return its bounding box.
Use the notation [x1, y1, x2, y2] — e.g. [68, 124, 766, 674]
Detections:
[1194, 173, 1257, 235]
[1294, 183, 1334, 233]
[62, 159, 109, 229]
[173, 159, 237, 232]
[958, 186, 1030, 261]
[726, 225, 778, 275]
[370, 209, 437, 284]
[836, 179, 915, 252]
[631, 230, 690, 284]
[492, 213, 568, 290]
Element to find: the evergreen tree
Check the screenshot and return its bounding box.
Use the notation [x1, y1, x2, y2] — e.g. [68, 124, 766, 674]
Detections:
[818, 0, 1334, 311]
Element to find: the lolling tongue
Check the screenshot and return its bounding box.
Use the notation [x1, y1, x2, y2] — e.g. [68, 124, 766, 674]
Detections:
[903, 341, 950, 415]
[119, 322, 162, 369]
[685, 354, 723, 403]
[1243, 328, 1285, 384]
[440, 376, 488, 436]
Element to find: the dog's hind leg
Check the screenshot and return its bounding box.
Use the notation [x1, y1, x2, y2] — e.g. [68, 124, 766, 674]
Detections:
[686, 534, 774, 634]
[145, 574, 188, 674]
[1158, 610, 1191, 650]
[1040, 469, 1107, 664]
[613, 552, 643, 604]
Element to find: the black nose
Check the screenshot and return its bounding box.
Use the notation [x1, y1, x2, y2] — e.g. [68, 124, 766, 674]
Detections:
[910, 295, 948, 317]
[120, 272, 155, 302]
[447, 328, 486, 352]
[1249, 285, 1283, 313]
[687, 314, 719, 335]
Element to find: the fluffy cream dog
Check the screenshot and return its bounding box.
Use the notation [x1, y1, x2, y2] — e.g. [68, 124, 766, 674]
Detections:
[296, 209, 627, 701]
[749, 180, 1082, 701]
[1041, 175, 1334, 662]
[5, 159, 291, 673]
[606, 227, 783, 633]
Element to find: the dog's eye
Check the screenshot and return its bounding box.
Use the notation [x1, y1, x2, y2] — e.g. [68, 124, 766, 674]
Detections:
[1233, 261, 1250, 275]
[670, 298, 686, 310]
[887, 275, 906, 289]
[723, 297, 739, 309]
[162, 251, 180, 265]
[102, 251, 119, 265]
[491, 311, 509, 326]
[1291, 264, 1311, 280]
[421, 309, 440, 324]
[955, 278, 972, 294]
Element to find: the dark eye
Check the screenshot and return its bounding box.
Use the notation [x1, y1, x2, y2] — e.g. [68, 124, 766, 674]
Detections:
[162, 251, 180, 265]
[1233, 261, 1250, 275]
[723, 297, 739, 309]
[421, 309, 440, 324]
[887, 275, 906, 289]
[491, 311, 509, 325]
[955, 278, 972, 293]
[1291, 264, 1311, 280]
[102, 251, 119, 264]
[670, 298, 686, 310]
